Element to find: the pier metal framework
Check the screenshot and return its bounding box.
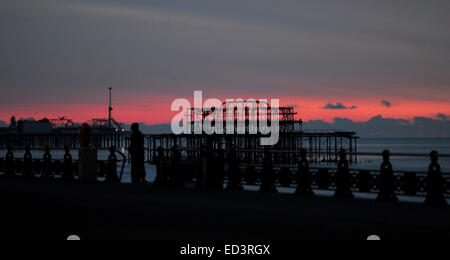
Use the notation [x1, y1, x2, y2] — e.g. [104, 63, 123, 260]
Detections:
[148, 104, 358, 166]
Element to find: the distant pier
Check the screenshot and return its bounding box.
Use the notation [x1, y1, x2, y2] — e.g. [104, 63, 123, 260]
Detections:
[146, 131, 359, 165]
[0, 130, 359, 165]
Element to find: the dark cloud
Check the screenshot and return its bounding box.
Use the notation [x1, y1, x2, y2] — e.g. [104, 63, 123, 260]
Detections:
[437, 113, 447, 121]
[381, 100, 393, 108]
[0, 121, 7, 127]
[324, 102, 357, 110]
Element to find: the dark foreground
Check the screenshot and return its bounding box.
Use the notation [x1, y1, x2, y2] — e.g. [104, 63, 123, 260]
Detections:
[1, 179, 449, 240]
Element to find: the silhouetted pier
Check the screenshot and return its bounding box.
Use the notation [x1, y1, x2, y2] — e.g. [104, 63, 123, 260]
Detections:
[0, 131, 359, 165]
[146, 131, 359, 166]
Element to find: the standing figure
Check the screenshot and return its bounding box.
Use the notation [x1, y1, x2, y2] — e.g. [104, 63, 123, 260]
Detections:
[41, 146, 53, 180]
[334, 149, 354, 199]
[5, 145, 15, 177]
[23, 145, 34, 178]
[260, 150, 277, 193]
[129, 123, 146, 184]
[425, 151, 447, 206]
[105, 146, 120, 184]
[225, 147, 243, 191]
[377, 150, 398, 202]
[62, 146, 74, 182]
[296, 149, 314, 196]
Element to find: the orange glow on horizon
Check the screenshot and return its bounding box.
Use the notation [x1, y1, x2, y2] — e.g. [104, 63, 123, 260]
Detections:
[0, 94, 448, 125]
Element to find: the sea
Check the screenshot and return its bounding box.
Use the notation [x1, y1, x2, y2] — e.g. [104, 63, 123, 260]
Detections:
[318, 138, 450, 173]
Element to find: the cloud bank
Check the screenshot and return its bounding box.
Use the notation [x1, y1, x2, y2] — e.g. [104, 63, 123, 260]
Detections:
[303, 116, 450, 138]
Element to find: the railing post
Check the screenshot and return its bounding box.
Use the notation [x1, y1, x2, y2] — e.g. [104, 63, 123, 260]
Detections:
[23, 145, 34, 178]
[62, 146, 75, 182]
[5, 145, 15, 177]
[377, 150, 398, 202]
[41, 146, 53, 180]
[425, 151, 447, 206]
[334, 149, 354, 199]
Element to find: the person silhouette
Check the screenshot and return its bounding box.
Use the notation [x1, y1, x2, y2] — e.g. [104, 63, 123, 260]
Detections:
[377, 150, 398, 202]
[296, 149, 314, 196]
[153, 147, 167, 186]
[23, 145, 34, 178]
[425, 151, 447, 206]
[260, 150, 277, 193]
[129, 123, 146, 184]
[41, 146, 52, 180]
[62, 146, 74, 182]
[334, 149, 354, 199]
[105, 146, 120, 184]
[5, 145, 15, 177]
[225, 146, 243, 191]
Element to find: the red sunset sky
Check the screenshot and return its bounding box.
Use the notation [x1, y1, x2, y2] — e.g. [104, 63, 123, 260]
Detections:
[1, 92, 448, 125]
